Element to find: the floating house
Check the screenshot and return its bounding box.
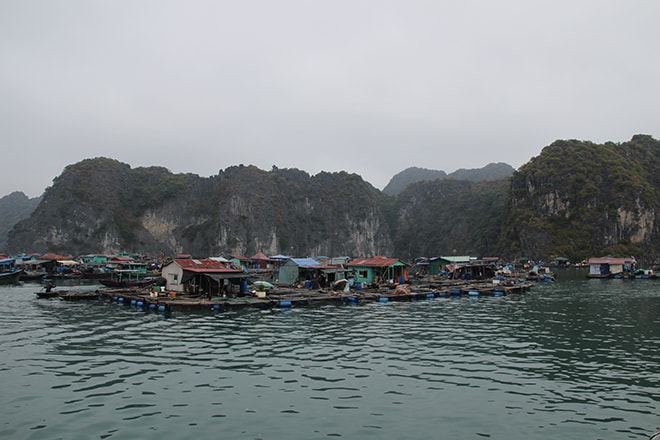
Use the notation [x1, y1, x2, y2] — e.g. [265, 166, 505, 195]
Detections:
[161, 259, 245, 296]
[249, 251, 273, 269]
[446, 259, 498, 280]
[277, 257, 350, 287]
[347, 256, 408, 285]
[413, 256, 478, 276]
[79, 254, 111, 266]
[587, 257, 636, 278]
[278, 258, 321, 285]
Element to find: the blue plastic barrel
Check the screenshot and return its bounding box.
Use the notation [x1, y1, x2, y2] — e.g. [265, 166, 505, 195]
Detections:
[450, 289, 461, 296]
[398, 276, 405, 284]
[468, 291, 479, 296]
[240, 280, 248, 294]
[279, 301, 292, 307]
[305, 280, 311, 288]
[356, 282, 362, 290]
[379, 297, 389, 303]
[493, 291, 504, 296]
[158, 305, 166, 312]
[426, 293, 434, 298]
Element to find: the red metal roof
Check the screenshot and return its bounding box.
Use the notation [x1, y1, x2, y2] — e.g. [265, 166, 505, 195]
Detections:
[347, 256, 403, 267]
[40, 253, 74, 261]
[171, 258, 243, 273]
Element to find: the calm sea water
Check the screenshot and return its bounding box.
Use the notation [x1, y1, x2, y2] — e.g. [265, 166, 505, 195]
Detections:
[1, 272, 659, 440]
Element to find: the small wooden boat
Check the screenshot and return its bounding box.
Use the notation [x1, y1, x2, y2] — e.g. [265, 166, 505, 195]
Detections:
[35, 289, 69, 298]
[57, 291, 101, 300]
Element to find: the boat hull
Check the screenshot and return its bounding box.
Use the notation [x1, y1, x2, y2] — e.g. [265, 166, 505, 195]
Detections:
[0, 269, 23, 285]
[99, 278, 156, 288]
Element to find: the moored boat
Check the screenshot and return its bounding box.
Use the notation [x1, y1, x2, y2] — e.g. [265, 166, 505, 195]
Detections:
[0, 259, 24, 284]
[99, 269, 157, 288]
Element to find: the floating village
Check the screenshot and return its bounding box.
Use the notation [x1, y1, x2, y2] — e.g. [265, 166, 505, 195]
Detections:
[0, 251, 656, 314]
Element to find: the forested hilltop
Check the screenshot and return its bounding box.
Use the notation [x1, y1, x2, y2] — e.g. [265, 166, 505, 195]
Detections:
[6, 135, 660, 263]
[497, 134, 659, 263]
[7, 159, 393, 257]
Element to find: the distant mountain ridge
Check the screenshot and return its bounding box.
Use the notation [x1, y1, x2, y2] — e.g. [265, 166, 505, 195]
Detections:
[0, 192, 41, 249]
[382, 162, 515, 196]
[4, 135, 660, 263]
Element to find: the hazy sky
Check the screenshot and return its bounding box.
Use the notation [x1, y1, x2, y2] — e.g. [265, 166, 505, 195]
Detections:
[2, 0, 659, 198]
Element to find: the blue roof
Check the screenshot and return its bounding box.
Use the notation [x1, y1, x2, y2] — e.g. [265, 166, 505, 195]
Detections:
[290, 258, 321, 267]
[270, 254, 290, 260]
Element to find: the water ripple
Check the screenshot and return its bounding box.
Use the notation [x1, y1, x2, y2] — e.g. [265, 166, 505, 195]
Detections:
[1, 279, 659, 439]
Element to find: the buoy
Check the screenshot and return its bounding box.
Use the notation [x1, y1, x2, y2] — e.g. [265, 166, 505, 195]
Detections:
[136, 301, 144, 307]
[118, 297, 124, 303]
[347, 297, 356, 302]
[379, 297, 389, 303]
[468, 291, 479, 296]
[493, 291, 504, 296]
[450, 289, 461, 296]
[279, 301, 292, 307]
[213, 304, 221, 311]
[130, 299, 137, 305]
[149, 303, 156, 309]
[158, 305, 166, 312]
[426, 293, 435, 299]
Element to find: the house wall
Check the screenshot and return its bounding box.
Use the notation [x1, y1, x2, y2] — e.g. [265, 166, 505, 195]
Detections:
[589, 264, 603, 276]
[162, 264, 185, 292]
[278, 260, 299, 285]
[428, 261, 442, 275]
[351, 267, 374, 283]
[610, 264, 624, 275]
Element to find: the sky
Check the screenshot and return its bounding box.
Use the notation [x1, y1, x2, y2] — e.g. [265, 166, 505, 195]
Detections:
[1, 0, 659, 198]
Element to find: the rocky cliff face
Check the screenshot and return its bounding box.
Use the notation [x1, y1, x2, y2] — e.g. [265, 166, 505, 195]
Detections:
[7, 160, 393, 257]
[499, 135, 659, 261]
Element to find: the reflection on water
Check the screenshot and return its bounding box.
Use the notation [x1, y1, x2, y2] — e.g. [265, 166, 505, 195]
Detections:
[1, 276, 659, 439]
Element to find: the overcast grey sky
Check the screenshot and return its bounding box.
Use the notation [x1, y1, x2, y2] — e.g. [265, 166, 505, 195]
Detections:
[1, 0, 659, 198]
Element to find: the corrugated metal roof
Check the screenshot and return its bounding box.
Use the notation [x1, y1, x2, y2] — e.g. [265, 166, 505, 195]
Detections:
[39, 253, 74, 261]
[290, 258, 321, 267]
[588, 257, 634, 265]
[347, 256, 403, 267]
[439, 256, 473, 263]
[170, 258, 243, 273]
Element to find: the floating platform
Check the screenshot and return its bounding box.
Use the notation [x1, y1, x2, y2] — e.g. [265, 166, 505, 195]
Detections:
[43, 279, 533, 314]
